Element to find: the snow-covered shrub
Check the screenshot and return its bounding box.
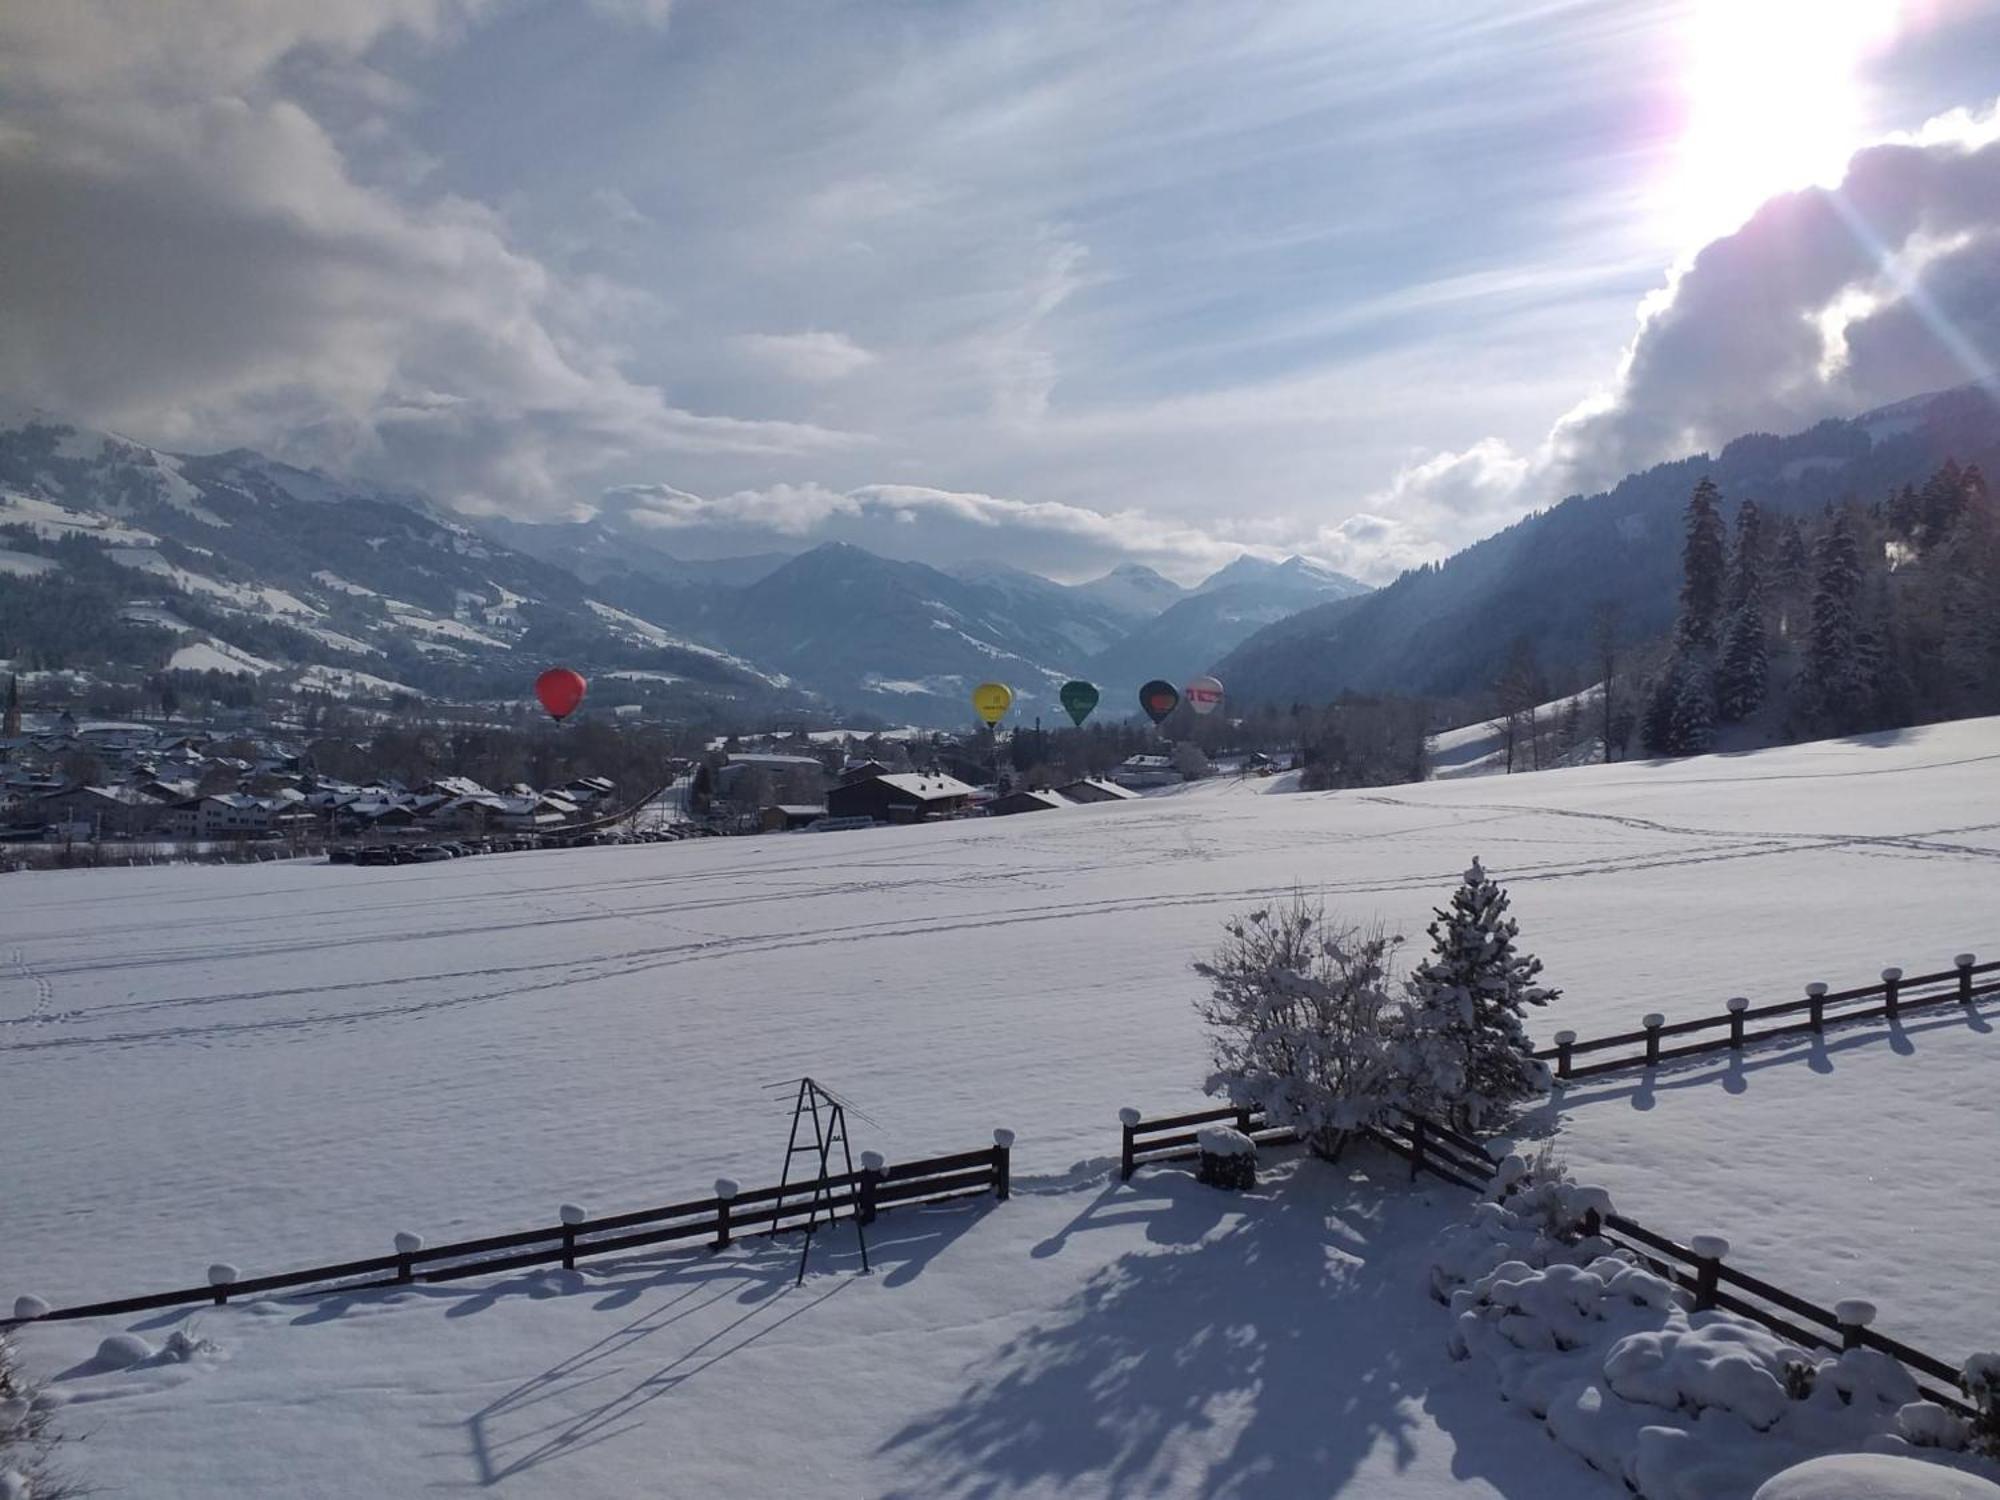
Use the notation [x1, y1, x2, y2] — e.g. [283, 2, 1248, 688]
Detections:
[0, 1332, 71, 1500]
[1193, 896, 1403, 1159]
[1964, 1355, 2000, 1459]
[1399, 858, 1560, 1131]
[1429, 1185, 2000, 1497]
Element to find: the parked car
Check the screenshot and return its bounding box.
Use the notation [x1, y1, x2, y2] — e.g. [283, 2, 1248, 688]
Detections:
[353, 847, 398, 867]
[327, 847, 355, 865]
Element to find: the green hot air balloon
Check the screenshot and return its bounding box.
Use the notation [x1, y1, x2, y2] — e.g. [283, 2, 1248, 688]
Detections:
[1059, 679, 1100, 728]
[1139, 679, 1180, 725]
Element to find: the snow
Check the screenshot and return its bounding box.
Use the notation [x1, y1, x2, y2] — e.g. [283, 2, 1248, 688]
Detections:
[291, 664, 417, 698]
[12, 1156, 1629, 1498]
[0, 490, 159, 546]
[107, 549, 320, 619]
[1754, 1455, 2000, 1499]
[167, 639, 276, 676]
[311, 571, 377, 597]
[388, 612, 511, 649]
[3, 717, 1999, 1494]
[1430, 686, 1604, 778]
[0, 549, 55, 578]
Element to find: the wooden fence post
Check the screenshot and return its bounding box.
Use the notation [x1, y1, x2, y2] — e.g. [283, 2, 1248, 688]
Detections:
[1553, 1030, 1576, 1081]
[713, 1177, 740, 1251]
[1408, 1116, 1427, 1182]
[1956, 953, 1977, 1005]
[1642, 1013, 1665, 1068]
[207, 1263, 238, 1307]
[857, 1152, 884, 1226]
[1234, 1105, 1254, 1136]
[1881, 968, 1902, 1020]
[1726, 997, 1748, 1049]
[393, 1231, 423, 1284]
[992, 1129, 1014, 1201]
[1689, 1235, 1728, 1311]
[559, 1203, 586, 1270]
[1118, 1108, 1140, 1181]
[1806, 982, 1828, 1034]
[1836, 1298, 1876, 1352]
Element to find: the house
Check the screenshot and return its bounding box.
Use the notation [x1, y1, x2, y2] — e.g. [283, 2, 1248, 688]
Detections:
[1056, 777, 1141, 805]
[196, 793, 274, 839]
[825, 772, 977, 824]
[31, 784, 165, 838]
[759, 803, 827, 833]
[987, 788, 1074, 817]
[839, 759, 894, 785]
[1111, 754, 1183, 789]
[559, 775, 617, 805]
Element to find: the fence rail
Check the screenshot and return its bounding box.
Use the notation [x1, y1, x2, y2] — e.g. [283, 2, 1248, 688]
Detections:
[3, 1134, 1012, 1329]
[1118, 1102, 1974, 1414]
[1538, 953, 1998, 1081]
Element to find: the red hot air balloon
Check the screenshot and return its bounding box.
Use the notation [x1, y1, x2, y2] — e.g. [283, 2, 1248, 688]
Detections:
[535, 667, 588, 722]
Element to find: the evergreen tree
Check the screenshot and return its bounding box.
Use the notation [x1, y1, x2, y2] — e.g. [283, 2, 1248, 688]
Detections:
[1669, 658, 1716, 752]
[1804, 511, 1866, 732]
[1399, 858, 1560, 1131]
[1771, 515, 1812, 641]
[1640, 665, 1678, 756]
[1715, 500, 1768, 722]
[1675, 477, 1728, 654]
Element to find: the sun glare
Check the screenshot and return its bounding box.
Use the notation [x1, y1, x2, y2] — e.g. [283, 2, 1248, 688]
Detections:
[1674, 0, 1900, 246]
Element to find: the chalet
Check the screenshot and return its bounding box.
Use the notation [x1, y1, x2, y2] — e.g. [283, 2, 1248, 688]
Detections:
[1111, 754, 1182, 789]
[759, 803, 828, 833]
[825, 772, 976, 825]
[196, 793, 274, 839]
[559, 775, 617, 805]
[1056, 777, 1141, 805]
[839, 759, 894, 785]
[987, 788, 1074, 817]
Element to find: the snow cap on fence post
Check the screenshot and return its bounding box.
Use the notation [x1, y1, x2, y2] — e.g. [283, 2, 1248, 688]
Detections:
[1553, 1030, 1577, 1081]
[1881, 967, 1903, 982]
[11, 1295, 49, 1322]
[1642, 1013, 1665, 1067]
[1726, 996, 1749, 1049]
[559, 1203, 588, 1226]
[1837, 1298, 1877, 1350]
[859, 1150, 885, 1173]
[1880, 967, 1903, 1019]
[1806, 981, 1829, 1033]
[206, 1263, 239, 1286]
[1118, 1107, 1141, 1127]
[992, 1128, 1015, 1201]
[1119, 1108, 1141, 1181]
[393, 1231, 424, 1254]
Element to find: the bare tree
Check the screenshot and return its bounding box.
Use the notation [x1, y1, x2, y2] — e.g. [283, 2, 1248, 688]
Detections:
[1591, 602, 1622, 762]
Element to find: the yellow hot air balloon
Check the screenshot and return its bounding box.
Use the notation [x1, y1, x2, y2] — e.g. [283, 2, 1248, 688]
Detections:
[972, 681, 1014, 726]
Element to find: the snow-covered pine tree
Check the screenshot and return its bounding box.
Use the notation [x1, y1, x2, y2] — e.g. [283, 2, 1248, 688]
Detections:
[1399, 859, 1559, 1131]
[1193, 897, 1403, 1159]
[1669, 659, 1716, 752]
[1771, 514, 1812, 641]
[1715, 499, 1768, 722]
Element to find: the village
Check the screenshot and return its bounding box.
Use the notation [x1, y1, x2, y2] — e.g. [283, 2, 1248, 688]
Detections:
[0, 677, 1236, 869]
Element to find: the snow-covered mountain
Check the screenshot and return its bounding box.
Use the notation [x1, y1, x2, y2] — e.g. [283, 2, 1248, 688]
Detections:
[0, 411, 1386, 725]
[0, 415, 803, 715]
[1084, 553, 1369, 709]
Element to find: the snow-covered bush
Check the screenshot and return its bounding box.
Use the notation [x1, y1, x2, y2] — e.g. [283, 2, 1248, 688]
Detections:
[1429, 1179, 2000, 1498]
[1964, 1355, 2000, 1459]
[1193, 896, 1402, 1159]
[0, 1332, 71, 1500]
[1400, 858, 1559, 1131]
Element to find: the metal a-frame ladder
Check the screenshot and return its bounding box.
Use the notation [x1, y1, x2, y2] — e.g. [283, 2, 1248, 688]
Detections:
[770, 1077, 870, 1286]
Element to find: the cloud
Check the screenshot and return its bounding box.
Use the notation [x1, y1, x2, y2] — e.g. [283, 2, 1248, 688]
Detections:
[740, 331, 879, 383]
[596, 479, 1297, 583]
[0, 0, 857, 516]
[1551, 106, 2000, 492]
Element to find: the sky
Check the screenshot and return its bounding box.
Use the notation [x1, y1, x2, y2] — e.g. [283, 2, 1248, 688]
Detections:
[3, 1, 1999, 584]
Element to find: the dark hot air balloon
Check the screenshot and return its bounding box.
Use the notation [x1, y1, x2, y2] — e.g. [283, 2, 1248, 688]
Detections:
[535, 667, 588, 722]
[1059, 679, 1100, 727]
[1139, 679, 1180, 725]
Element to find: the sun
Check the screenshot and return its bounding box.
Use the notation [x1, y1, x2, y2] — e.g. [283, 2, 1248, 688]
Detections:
[1673, 0, 1899, 246]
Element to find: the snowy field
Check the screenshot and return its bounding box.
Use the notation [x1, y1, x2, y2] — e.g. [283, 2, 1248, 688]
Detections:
[4, 719, 1998, 1494]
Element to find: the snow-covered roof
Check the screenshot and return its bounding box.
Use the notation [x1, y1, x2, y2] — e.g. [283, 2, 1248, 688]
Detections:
[871, 772, 976, 801]
[1058, 777, 1140, 801]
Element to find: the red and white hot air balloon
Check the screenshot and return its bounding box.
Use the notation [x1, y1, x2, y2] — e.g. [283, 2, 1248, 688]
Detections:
[1185, 675, 1224, 716]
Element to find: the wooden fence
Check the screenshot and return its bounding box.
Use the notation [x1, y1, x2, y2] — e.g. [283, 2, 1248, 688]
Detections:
[2, 1134, 1012, 1329]
[1538, 953, 1999, 1082]
[1119, 1103, 1974, 1414]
